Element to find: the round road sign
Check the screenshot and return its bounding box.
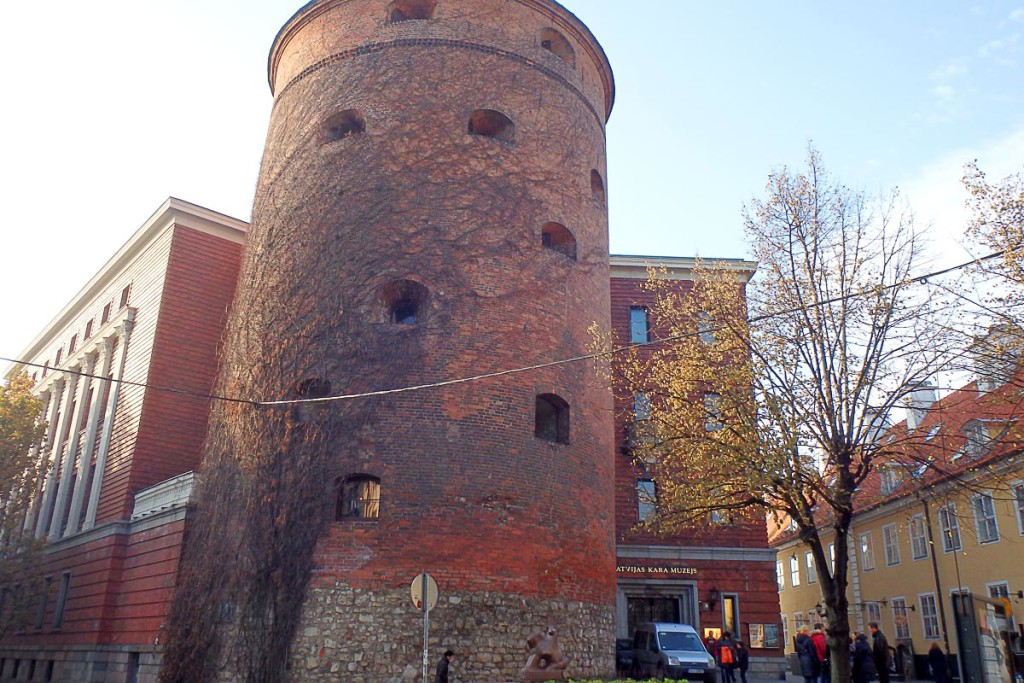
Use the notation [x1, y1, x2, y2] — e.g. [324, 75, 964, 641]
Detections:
[411, 573, 439, 612]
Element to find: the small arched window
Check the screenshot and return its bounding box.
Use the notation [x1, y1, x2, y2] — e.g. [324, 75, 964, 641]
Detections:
[322, 109, 366, 143]
[387, 0, 436, 22]
[336, 475, 381, 520]
[539, 28, 575, 66]
[591, 169, 605, 203]
[381, 279, 430, 325]
[535, 393, 570, 444]
[295, 378, 332, 398]
[541, 222, 577, 260]
[468, 109, 516, 143]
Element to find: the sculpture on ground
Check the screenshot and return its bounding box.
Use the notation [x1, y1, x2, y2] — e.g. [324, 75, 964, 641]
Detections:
[519, 625, 569, 681]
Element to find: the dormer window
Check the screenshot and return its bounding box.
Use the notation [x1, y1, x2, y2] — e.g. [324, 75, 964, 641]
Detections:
[879, 466, 902, 495]
[963, 421, 990, 458]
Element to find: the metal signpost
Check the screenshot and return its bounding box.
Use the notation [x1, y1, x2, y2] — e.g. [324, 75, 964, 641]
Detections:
[411, 572, 439, 682]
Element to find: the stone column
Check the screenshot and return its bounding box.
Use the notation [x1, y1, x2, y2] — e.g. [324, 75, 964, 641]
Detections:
[22, 387, 54, 534]
[84, 317, 133, 530]
[49, 354, 96, 539]
[35, 376, 72, 538]
[65, 343, 113, 536]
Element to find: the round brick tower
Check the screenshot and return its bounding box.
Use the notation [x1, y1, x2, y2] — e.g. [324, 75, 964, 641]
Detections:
[233, 0, 614, 679]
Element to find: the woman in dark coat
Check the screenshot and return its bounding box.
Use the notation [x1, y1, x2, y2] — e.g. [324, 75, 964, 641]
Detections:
[928, 642, 949, 683]
[852, 633, 877, 683]
[796, 627, 820, 683]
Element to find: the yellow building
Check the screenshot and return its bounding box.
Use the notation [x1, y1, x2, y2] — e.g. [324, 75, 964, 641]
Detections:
[772, 355, 1024, 682]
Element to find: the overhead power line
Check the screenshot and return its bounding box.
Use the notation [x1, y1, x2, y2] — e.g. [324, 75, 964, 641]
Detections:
[1, 249, 1009, 410]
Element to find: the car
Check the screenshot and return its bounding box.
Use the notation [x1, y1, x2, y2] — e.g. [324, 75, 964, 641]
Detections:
[631, 622, 717, 682]
[616, 638, 635, 677]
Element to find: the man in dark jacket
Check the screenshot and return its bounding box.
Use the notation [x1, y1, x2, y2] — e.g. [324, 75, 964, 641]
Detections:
[869, 622, 890, 683]
[434, 650, 454, 683]
[852, 633, 876, 683]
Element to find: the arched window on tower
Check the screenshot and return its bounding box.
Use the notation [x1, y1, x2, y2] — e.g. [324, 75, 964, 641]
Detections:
[380, 279, 430, 325]
[468, 109, 516, 143]
[387, 0, 437, 22]
[535, 393, 570, 444]
[541, 222, 577, 260]
[336, 475, 381, 520]
[591, 169, 606, 204]
[539, 27, 576, 66]
[322, 109, 366, 143]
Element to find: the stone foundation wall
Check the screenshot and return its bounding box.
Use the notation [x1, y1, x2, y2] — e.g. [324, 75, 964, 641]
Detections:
[289, 581, 615, 682]
[0, 645, 159, 683]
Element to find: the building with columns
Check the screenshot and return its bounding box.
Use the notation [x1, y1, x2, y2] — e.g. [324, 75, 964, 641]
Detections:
[0, 199, 245, 682]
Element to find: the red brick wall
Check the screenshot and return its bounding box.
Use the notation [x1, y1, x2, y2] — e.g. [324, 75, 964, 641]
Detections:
[7, 518, 185, 649]
[130, 226, 243, 499]
[610, 275, 769, 548]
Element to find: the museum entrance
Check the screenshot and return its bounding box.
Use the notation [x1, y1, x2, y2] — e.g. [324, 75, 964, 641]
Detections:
[623, 586, 697, 637]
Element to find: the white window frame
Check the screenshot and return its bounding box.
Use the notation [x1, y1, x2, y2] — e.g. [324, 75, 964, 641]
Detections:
[883, 523, 901, 566]
[777, 560, 785, 590]
[971, 492, 1000, 544]
[806, 552, 816, 584]
[790, 554, 801, 587]
[794, 612, 807, 631]
[860, 532, 876, 571]
[828, 542, 835, 573]
[909, 514, 929, 560]
[937, 504, 962, 552]
[1012, 480, 1024, 536]
[987, 581, 1010, 599]
[919, 592, 940, 640]
[963, 421, 990, 458]
[629, 306, 650, 344]
[891, 597, 910, 639]
[880, 466, 900, 495]
[866, 601, 882, 625]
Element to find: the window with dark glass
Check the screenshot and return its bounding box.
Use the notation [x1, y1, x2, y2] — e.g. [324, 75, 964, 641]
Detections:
[535, 394, 570, 444]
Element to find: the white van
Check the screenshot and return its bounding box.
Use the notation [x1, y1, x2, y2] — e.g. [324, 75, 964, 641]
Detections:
[631, 622, 717, 681]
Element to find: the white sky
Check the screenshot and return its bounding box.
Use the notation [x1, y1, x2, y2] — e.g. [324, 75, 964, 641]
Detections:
[1, 1, 1022, 364]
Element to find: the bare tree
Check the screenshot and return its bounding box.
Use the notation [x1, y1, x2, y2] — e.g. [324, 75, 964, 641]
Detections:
[963, 162, 1024, 382]
[609, 147, 962, 683]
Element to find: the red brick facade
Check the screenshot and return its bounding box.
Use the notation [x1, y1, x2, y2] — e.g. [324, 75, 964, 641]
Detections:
[609, 260, 785, 673]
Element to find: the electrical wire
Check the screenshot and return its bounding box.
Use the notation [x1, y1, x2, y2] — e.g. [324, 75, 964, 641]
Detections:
[1, 248, 1011, 410]
[0, 356, 258, 407]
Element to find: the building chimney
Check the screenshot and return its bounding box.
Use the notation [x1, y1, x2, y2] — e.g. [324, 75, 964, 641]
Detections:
[865, 407, 892, 444]
[905, 383, 937, 430]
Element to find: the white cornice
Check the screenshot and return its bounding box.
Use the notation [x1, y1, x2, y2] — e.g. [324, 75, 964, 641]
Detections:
[610, 254, 757, 282]
[13, 198, 248, 366]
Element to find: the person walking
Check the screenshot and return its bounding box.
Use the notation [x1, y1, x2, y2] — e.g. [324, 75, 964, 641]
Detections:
[717, 631, 737, 683]
[734, 639, 749, 683]
[928, 642, 949, 683]
[434, 650, 454, 683]
[796, 626, 819, 683]
[869, 622, 890, 683]
[852, 633, 877, 683]
[811, 623, 829, 683]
